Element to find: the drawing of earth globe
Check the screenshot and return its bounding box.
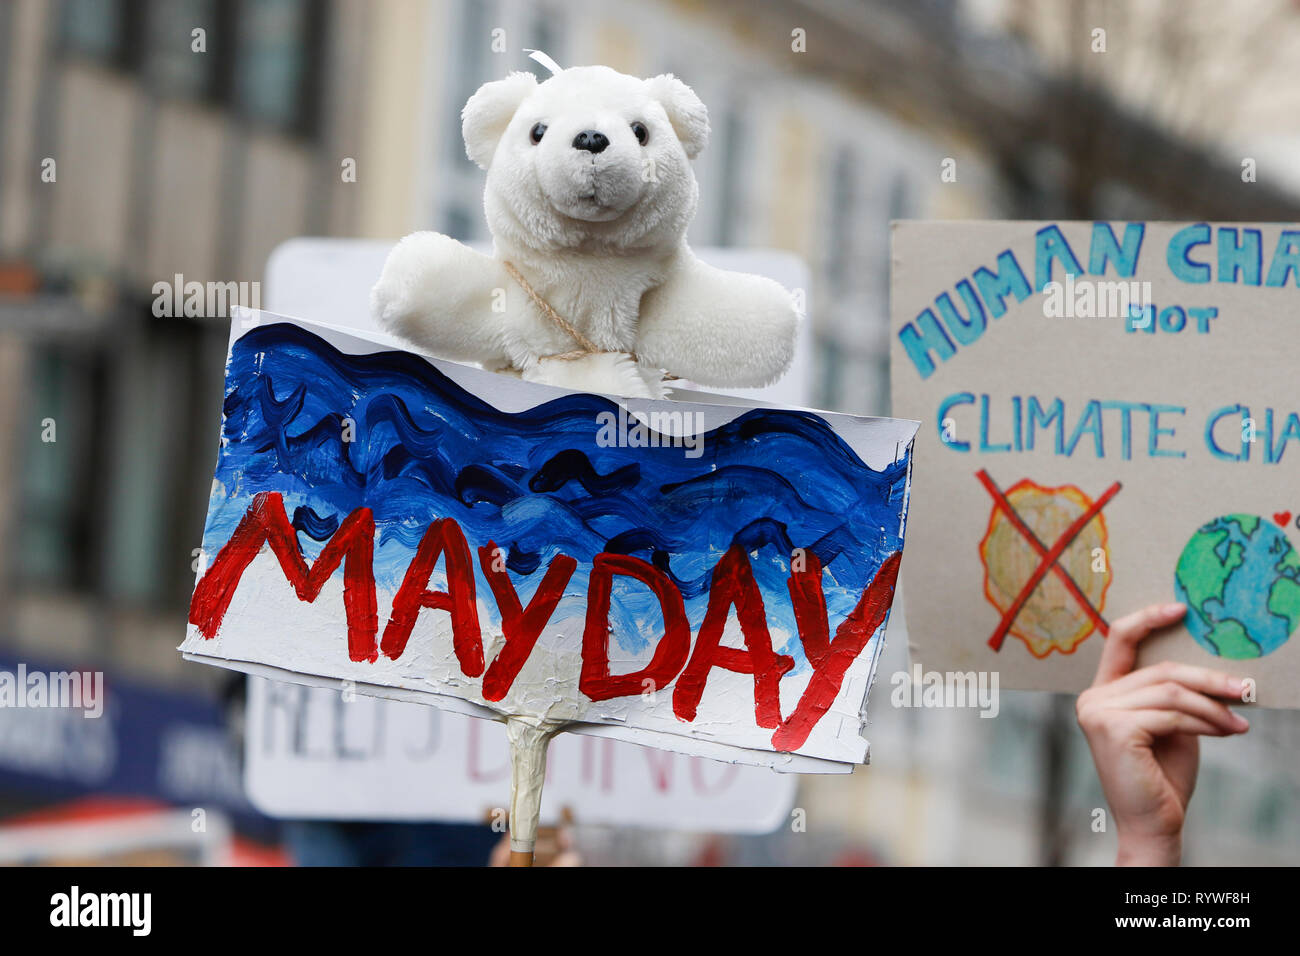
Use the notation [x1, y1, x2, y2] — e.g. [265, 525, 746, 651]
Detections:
[1173, 514, 1300, 659]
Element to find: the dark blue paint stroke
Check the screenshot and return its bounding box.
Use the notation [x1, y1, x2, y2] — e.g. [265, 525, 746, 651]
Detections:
[529, 449, 641, 496]
[202, 323, 911, 669]
[292, 505, 340, 541]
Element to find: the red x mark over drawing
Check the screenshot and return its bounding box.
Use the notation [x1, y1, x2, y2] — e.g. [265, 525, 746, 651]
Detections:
[975, 469, 1122, 652]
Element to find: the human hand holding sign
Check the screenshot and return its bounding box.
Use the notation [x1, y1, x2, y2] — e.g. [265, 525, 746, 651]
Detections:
[489, 824, 581, 867]
[1076, 602, 1251, 866]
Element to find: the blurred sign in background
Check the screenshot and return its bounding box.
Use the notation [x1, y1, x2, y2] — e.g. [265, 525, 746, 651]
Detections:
[1, 0, 1299, 865]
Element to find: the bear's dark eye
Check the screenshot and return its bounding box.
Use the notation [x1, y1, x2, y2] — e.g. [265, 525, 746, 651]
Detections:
[631, 121, 648, 145]
[529, 123, 547, 144]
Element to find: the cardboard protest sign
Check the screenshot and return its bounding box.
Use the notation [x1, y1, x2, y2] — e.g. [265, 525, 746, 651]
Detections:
[181, 311, 918, 771]
[245, 677, 797, 832]
[892, 221, 1300, 706]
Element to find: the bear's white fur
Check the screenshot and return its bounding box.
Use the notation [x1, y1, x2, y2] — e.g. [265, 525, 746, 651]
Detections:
[371, 65, 799, 399]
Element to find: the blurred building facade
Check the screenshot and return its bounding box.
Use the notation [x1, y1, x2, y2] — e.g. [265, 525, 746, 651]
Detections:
[1, 0, 374, 682]
[0, 0, 1296, 865]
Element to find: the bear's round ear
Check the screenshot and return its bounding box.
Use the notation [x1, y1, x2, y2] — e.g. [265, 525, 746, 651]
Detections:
[644, 74, 709, 159]
[462, 71, 538, 169]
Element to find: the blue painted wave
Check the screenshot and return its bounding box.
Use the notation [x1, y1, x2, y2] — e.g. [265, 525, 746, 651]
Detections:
[202, 323, 910, 670]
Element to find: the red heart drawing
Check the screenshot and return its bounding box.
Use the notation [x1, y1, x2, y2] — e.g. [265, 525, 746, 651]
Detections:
[1274, 511, 1292, 527]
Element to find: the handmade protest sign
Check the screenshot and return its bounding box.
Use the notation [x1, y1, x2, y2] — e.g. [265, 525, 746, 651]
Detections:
[892, 221, 1300, 706]
[245, 677, 796, 832]
[181, 311, 917, 848]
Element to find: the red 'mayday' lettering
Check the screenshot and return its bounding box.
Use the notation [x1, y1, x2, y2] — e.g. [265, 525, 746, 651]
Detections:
[189, 492, 379, 662]
[579, 553, 690, 701]
[672, 544, 793, 729]
[480, 541, 577, 702]
[381, 518, 482, 675]
[189, 499, 901, 752]
[770, 550, 902, 751]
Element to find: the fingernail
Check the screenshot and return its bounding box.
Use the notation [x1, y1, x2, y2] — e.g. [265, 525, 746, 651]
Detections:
[1232, 711, 1249, 731]
[1164, 602, 1186, 615]
[1227, 676, 1246, 694]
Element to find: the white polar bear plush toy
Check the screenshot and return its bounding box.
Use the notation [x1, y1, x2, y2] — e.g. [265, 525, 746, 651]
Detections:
[370, 64, 799, 399]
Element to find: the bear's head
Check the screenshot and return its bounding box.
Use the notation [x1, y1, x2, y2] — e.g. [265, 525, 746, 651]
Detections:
[462, 65, 708, 255]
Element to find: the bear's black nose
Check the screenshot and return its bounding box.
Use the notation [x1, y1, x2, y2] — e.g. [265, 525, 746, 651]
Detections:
[572, 130, 609, 154]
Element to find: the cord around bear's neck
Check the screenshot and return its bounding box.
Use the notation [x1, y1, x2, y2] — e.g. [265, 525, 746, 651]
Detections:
[502, 259, 600, 356]
[500, 259, 679, 381]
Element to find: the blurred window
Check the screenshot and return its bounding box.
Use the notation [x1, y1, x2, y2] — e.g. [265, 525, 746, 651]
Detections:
[884, 172, 909, 283]
[443, 206, 474, 244]
[144, 0, 219, 101]
[59, 0, 324, 133]
[714, 107, 747, 247]
[446, 0, 495, 170]
[15, 347, 104, 591]
[878, 172, 911, 413]
[524, 3, 563, 83]
[233, 0, 324, 137]
[98, 315, 219, 607]
[60, 0, 140, 67]
[825, 146, 856, 298]
[14, 314, 216, 608]
[436, 0, 567, 237]
[437, 0, 491, 239]
[815, 337, 843, 412]
[817, 145, 858, 410]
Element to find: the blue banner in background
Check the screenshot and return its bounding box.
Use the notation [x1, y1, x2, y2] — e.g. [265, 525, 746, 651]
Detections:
[0, 654, 273, 835]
